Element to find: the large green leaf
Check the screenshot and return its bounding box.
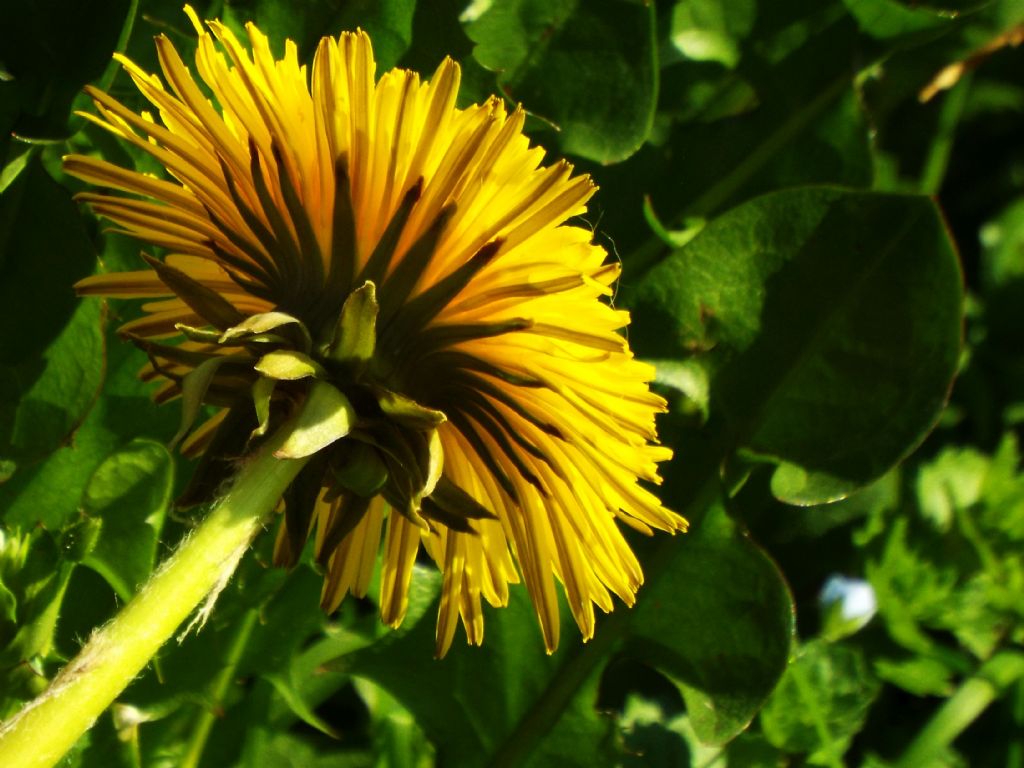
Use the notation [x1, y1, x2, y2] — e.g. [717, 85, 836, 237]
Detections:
[0, 297, 105, 478]
[0, 319, 177, 530]
[327, 0, 417, 70]
[465, 0, 658, 164]
[0, 158, 104, 479]
[667, 0, 757, 69]
[626, 505, 794, 745]
[0, 158, 105, 479]
[625, 187, 963, 504]
[80, 440, 173, 601]
[842, 0, 954, 39]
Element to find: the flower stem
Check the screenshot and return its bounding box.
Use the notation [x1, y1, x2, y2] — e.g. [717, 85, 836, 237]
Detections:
[894, 651, 1024, 768]
[0, 430, 309, 768]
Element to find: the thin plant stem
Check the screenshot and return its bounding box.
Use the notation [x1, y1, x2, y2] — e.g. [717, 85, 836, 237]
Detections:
[895, 651, 1024, 768]
[179, 608, 260, 768]
[0, 429, 310, 768]
[920, 74, 972, 196]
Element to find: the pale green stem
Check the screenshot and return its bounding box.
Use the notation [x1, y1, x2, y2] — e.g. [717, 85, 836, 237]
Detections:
[920, 74, 972, 196]
[895, 651, 1024, 768]
[0, 430, 310, 768]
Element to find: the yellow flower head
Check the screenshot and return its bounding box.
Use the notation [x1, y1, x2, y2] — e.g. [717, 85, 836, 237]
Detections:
[65, 7, 686, 655]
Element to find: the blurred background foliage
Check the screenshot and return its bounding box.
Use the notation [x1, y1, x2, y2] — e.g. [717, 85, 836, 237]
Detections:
[0, 0, 1023, 765]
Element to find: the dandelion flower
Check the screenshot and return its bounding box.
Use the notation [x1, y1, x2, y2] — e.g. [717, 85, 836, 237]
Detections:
[64, 8, 686, 655]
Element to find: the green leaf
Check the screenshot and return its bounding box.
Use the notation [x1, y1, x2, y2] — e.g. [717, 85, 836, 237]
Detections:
[842, 0, 954, 39]
[80, 439, 173, 601]
[866, 515, 962, 659]
[915, 446, 990, 531]
[355, 679, 437, 768]
[0, 297, 105, 473]
[759, 640, 880, 763]
[0, 146, 39, 196]
[633, 16, 873, 245]
[0, 526, 83, 709]
[627, 504, 794, 745]
[617, 694, 692, 768]
[0, 327, 178, 530]
[523, 667, 619, 768]
[0, 157, 104, 475]
[668, 0, 756, 69]
[329, 0, 418, 70]
[625, 187, 963, 504]
[874, 655, 955, 697]
[225, 0, 416, 70]
[648, 358, 710, 420]
[981, 197, 1024, 291]
[275, 381, 356, 459]
[236, 729, 376, 768]
[466, 0, 658, 164]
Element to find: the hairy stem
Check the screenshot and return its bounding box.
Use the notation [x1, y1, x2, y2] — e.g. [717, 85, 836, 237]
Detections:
[0, 430, 309, 768]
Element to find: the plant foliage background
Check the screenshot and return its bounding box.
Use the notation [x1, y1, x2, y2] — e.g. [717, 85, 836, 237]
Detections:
[1, 0, 1023, 765]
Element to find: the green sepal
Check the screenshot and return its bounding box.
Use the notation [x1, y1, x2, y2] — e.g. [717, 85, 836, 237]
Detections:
[255, 349, 325, 381]
[421, 476, 498, 533]
[375, 388, 446, 430]
[170, 355, 250, 449]
[174, 323, 223, 344]
[365, 424, 442, 529]
[175, 404, 255, 509]
[251, 376, 276, 438]
[129, 336, 221, 369]
[219, 310, 311, 352]
[329, 440, 389, 498]
[143, 254, 245, 330]
[275, 380, 356, 459]
[327, 281, 378, 365]
[276, 453, 328, 569]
